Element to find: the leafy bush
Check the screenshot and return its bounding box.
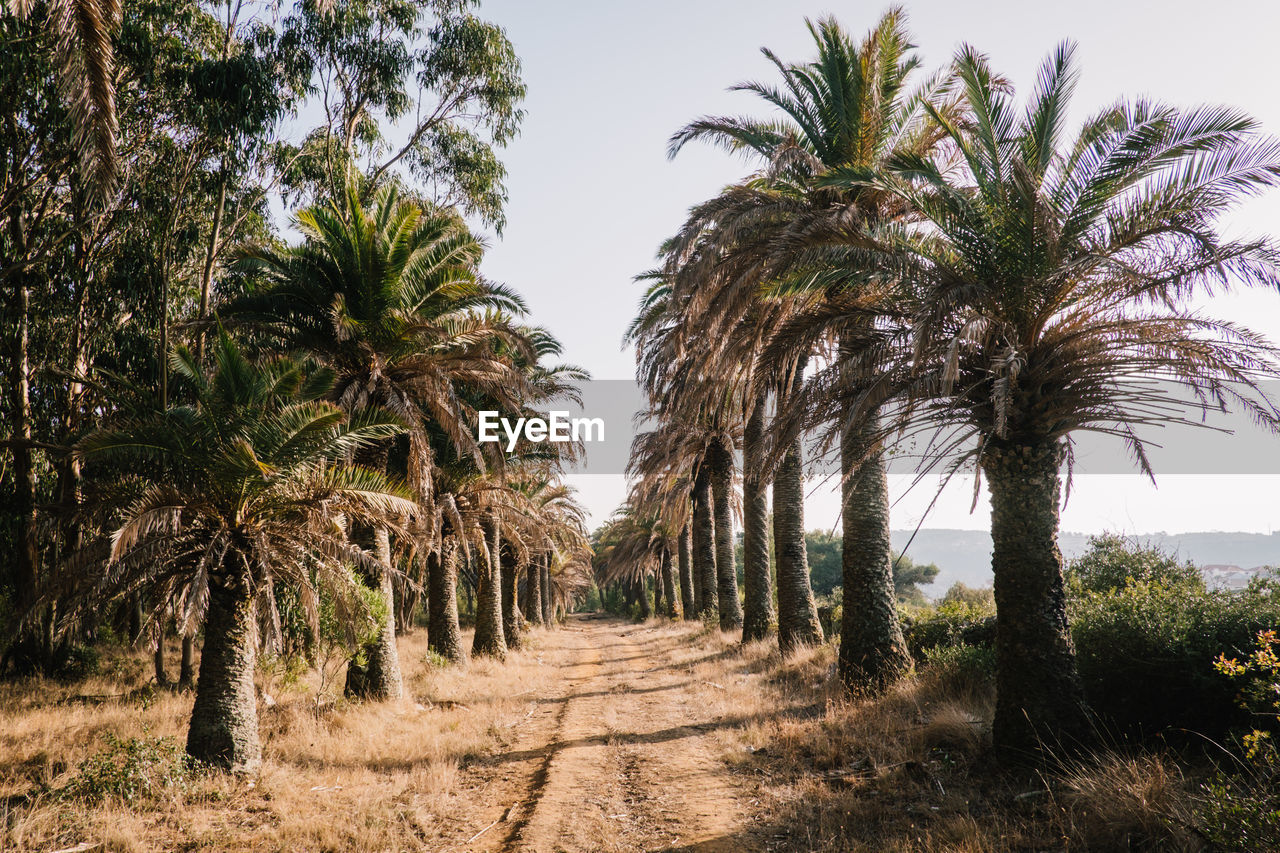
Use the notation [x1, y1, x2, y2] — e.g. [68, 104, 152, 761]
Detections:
[1070, 578, 1280, 737]
[65, 733, 195, 803]
[1193, 739, 1280, 852]
[921, 643, 995, 691]
[903, 599, 996, 661]
[1066, 533, 1202, 595]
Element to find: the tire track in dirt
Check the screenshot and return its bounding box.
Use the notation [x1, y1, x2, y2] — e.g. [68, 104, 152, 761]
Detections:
[501, 617, 754, 853]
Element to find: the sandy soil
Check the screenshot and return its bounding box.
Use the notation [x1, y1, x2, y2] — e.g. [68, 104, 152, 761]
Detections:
[464, 615, 759, 853]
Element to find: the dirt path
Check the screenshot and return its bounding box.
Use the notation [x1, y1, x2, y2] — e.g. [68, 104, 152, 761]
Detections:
[468, 616, 758, 853]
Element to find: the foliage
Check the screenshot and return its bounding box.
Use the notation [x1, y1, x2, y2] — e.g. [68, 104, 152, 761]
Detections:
[1071, 578, 1280, 737]
[939, 582, 993, 607]
[921, 643, 996, 691]
[806, 531, 938, 604]
[1067, 534, 1203, 595]
[902, 599, 997, 661]
[65, 732, 195, 803]
[1193, 740, 1280, 852]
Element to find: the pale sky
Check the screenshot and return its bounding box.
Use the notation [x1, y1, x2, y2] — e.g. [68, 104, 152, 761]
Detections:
[472, 2, 1280, 534]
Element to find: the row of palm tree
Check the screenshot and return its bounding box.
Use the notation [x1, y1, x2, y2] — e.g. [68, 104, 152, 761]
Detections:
[54, 178, 593, 772]
[619, 9, 1280, 756]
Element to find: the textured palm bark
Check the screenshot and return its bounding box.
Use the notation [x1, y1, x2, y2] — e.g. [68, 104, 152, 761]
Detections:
[186, 575, 260, 773]
[345, 525, 404, 699]
[691, 467, 717, 619]
[501, 546, 524, 650]
[741, 398, 774, 643]
[526, 556, 545, 626]
[984, 439, 1091, 756]
[154, 625, 168, 687]
[427, 539, 466, 664]
[637, 576, 653, 619]
[472, 518, 507, 659]
[774, 371, 823, 653]
[540, 563, 553, 626]
[706, 439, 743, 631]
[838, 413, 910, 691]
[179, 632, 196, 689]
[659, 546, 679, 617]
[676, 523, 694, 619]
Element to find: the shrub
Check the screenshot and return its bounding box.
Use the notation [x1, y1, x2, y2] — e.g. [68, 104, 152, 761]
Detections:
[903, 599, 996, 661]
[1193, 739, 1280, 852]
[921, 643, 995, 693]
[1066, 533, 1202, 595]
[65, 733, 195, 804]
[1070, 578, 1280, 737]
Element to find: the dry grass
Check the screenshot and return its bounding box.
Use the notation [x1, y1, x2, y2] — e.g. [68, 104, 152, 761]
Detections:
[0, 628, 557, 852]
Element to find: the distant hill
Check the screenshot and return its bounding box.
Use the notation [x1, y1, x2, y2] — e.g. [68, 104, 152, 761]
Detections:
[891, 529, 1280, 597]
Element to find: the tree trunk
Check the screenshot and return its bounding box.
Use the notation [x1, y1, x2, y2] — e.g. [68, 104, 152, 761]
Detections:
[637, 576, 652, 620]
[774, 364, 823, 653]
[741, 397, 773, 643]
[984, 439, 1091, 756]
[659, 545, 678, 618]
[472, 518, 507, 659]
[540, 563, 553, 626]
[502, 547, 524, 650]
[838, 411, 910, 690]
[179, 633, 196, 690]
[186, 577, 260, 773]
[677, 523, 694, 619]
[427, 538, 466, 664]
[706, 439, 743, 631]
[154, 624, 168, 687]
[345, 525, 404, 699]
[691, 468, 717, 619]
[10, 275, 39, 632]
[526, 555, 544, 627]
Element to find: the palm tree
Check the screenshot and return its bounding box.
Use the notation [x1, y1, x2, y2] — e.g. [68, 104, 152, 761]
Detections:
[667, 12, 945, 674]
[8, 0, 121, 195]
[226, 179, 529, 697]
[835, 43, 1280, 752]
[69, 335, 412, 771]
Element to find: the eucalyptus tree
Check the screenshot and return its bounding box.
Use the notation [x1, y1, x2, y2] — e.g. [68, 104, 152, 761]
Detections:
[276, 0, 525, 227]
[225, 179, 528, 697]
[830, 43, 1280, 752]
[667, 11, 952, 678]
[68, 335, 413, 772]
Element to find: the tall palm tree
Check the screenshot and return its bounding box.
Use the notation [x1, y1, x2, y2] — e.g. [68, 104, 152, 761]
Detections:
[227, 179, 529, 698]
[8, 0, 121, 195]
[69, 335, 413, 771]
[667, 11, 948, 675]
[833, 43, 1280, 752]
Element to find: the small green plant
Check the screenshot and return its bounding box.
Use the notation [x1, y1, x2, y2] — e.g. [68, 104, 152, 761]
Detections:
[422, 649, 451, 670]
[1194, 738, 1280, 853]
[65, 733, 196, 804]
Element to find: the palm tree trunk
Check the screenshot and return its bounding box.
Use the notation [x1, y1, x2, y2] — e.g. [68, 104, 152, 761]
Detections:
[427, 538, 466, 664]
[179, 632, 196, 690]
[706, 439, 743, 631]
[775, 368, 823, 654]
[983, 439, 1090, 755]
[186, 577, 260, 773]
[838, 411, 910, 690]
[526, 555, 544, 627]
[691, 468, 717, 618]
[660, 546, 678, 618]
[540, 563, 553, 625]
[154, 624, 168, 687]
[501, 547, 523, 650]
[472, 518, 507, 659]
[345, 525, 404, 699]
[637, 576, 653, 619]
[741, 397, 773, 643]
[677, 523, 694, 619]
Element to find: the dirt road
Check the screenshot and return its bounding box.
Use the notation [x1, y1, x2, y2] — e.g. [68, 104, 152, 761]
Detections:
[463, 616, 760, 853]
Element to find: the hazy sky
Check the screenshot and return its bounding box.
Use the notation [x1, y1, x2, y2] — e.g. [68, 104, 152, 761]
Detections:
[465, 1, 1280, 534]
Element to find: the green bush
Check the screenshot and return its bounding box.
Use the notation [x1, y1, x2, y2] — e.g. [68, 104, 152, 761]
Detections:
[1193, 739, 1280, 852]
[1070, 578, 1280, 737]
[1066, 533, 1202, 595]
[903, 599, 997, 661]
[65, 733, 195, 803]
[921, 643, 996, 691]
